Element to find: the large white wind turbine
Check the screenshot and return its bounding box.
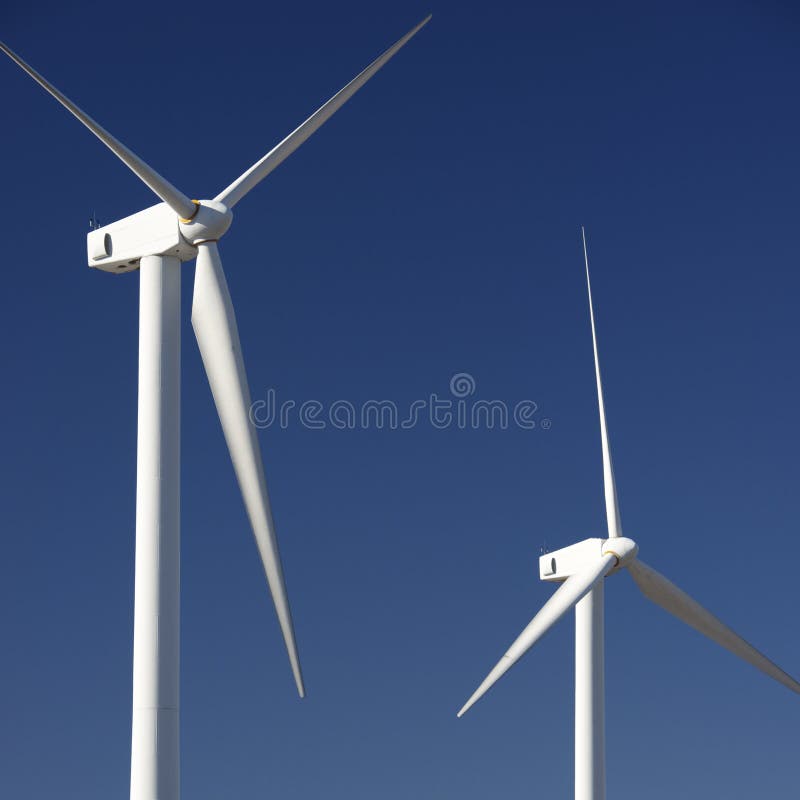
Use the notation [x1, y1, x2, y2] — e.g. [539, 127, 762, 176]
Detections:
[457, 227, 800, 800]
[2, 17, 429, 800]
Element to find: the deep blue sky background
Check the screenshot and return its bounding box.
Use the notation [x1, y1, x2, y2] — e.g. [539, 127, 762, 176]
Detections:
[1, 1, 799, 797]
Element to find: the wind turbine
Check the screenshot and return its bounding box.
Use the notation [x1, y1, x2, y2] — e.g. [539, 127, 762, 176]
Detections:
[457, 227, 800, 800]
[1, 16, 429, 800]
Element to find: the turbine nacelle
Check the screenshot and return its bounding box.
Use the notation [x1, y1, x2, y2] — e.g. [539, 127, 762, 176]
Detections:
[85, 199, 235, 274]
[539, 537, 638, 582]
[86, 202, 197, 273]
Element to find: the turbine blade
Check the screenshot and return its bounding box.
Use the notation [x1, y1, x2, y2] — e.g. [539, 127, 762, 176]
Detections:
[458, 553, 616, 717]
[628, 559, 800, 694]
[214, 15, 431, 209]
[192, 242, 304, 697]
[582, 227, 623, 539]
[0, 41, 195, 219]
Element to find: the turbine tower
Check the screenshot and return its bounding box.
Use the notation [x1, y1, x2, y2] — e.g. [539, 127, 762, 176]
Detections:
[1, 17, 430, 799]
[457, 227, 800, 800]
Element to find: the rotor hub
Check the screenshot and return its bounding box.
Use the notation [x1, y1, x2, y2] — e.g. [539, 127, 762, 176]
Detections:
[179, 199, 233, 244]
[602, 536, 638, 568]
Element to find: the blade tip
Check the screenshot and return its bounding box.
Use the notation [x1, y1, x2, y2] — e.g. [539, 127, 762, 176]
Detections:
[410, 14, 433, 36]
[410, 14, 432, 34]
[457, 696, 476, 717]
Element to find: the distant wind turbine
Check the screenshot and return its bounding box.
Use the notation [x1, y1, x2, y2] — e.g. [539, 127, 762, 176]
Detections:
[1, 16, 430, 800]
[457, 227, 799, 800]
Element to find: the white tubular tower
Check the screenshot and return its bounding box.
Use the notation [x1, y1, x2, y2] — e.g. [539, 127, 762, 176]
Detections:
[130, 255, 182, 800]
[575, 585, 605, 800]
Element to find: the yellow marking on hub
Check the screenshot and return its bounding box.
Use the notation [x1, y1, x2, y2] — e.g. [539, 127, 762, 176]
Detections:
[179, 200, 201, 223]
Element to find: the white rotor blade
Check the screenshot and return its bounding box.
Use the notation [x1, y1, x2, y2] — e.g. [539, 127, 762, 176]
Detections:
[458, 553, 617, 717]
[214, 15, 431, 209]
[192, 242, 304, 697]
[628, 559, 800, 694]
[582, 227, 623, 539]
[0, 41, 196, 220]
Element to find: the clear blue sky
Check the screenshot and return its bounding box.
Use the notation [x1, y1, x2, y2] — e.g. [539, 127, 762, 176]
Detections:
[1, 1, 799, 797]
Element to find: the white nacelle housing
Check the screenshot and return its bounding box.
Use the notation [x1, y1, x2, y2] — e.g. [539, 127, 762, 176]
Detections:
[539, 538, 605, 582]
[539, 536, 639, 582]
[87, 202, 197, 273]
